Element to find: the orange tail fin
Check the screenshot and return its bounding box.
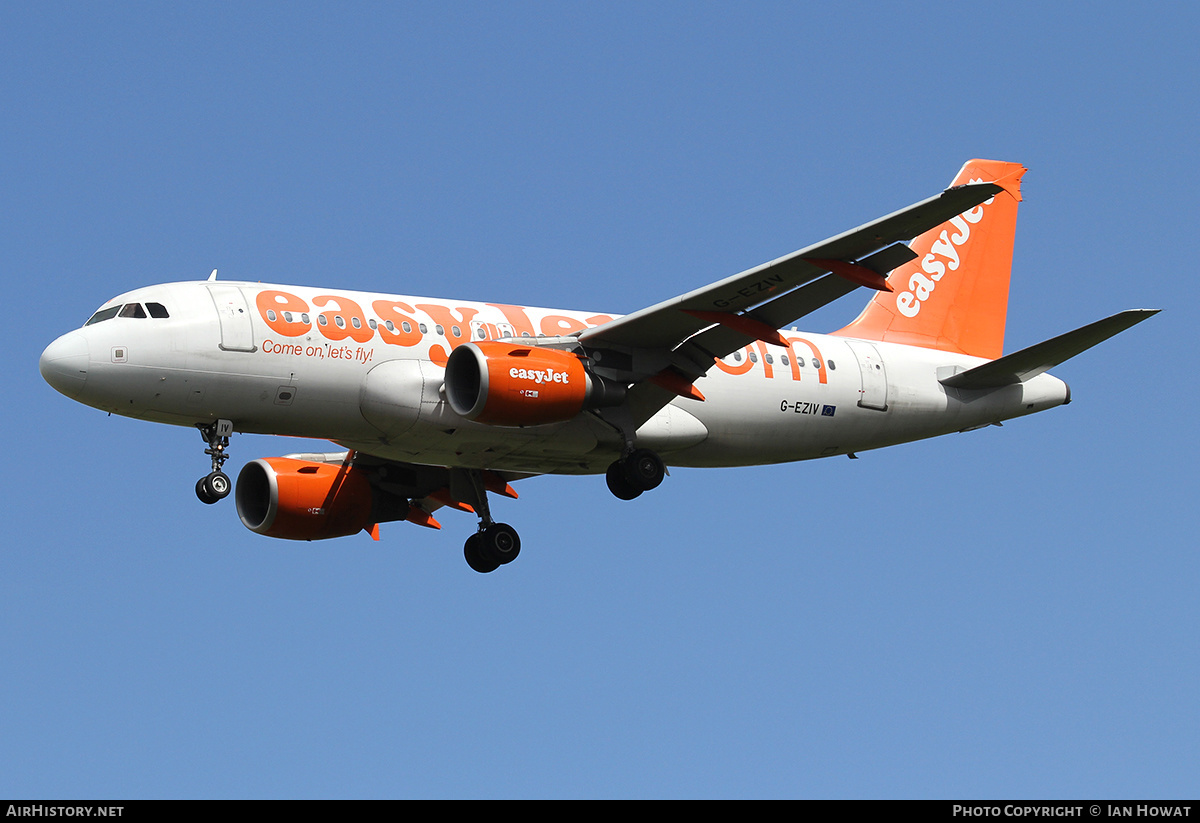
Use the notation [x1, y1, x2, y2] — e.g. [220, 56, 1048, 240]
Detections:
[833, 159, 1026, 360]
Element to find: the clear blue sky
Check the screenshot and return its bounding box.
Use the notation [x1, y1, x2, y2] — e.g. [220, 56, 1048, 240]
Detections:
[3, 2, 1196, 798]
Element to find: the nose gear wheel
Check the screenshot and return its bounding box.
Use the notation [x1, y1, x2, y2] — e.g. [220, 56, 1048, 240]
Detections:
[194, 420, 234, 504]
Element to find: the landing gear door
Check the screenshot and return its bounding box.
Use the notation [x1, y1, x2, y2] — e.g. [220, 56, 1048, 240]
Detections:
[206, 285, 257, 353]
[844, 339, 889, 411]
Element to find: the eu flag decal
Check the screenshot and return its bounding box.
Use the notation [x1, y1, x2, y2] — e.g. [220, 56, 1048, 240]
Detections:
[822, 405, 836, 417]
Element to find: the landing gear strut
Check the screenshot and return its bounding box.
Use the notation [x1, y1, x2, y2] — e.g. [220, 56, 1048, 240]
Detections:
[195, 419, 234, 505]
[455, 468, 521, 573]
[605, 447, 665, 500]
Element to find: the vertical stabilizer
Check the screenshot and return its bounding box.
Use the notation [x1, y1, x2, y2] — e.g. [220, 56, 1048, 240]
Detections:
[833, 159, 1026, 360]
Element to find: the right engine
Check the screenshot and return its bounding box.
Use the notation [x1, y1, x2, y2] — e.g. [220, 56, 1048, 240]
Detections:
[235, 457, 408, 541]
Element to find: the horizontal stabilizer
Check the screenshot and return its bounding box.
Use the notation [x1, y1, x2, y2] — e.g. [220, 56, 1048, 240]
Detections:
[940, 309, 1159, 390]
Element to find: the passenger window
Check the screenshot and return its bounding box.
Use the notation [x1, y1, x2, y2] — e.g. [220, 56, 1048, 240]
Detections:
[812, 358, 822, 369]
[147, 302, 169, 318]
[749, 352, 758, 363]
[781, 355, 790, 366]
[733, 351, 743, 362]
[119, 303, 147, 318]
[796, 356, 806, 368]
[827, 359, 836, 370]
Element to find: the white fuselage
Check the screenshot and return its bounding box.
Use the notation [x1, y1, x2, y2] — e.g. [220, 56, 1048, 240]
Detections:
[40, 280, 1071, 475]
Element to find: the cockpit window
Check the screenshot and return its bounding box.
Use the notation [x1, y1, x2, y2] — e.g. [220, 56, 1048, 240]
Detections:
[85, 301, 170, 326]
[85, 306, 121, 326]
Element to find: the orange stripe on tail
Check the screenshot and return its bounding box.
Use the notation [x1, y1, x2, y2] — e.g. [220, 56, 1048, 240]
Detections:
[832, 159, 1026, 360]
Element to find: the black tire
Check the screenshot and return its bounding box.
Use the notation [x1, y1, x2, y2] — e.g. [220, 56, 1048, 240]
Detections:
[203, 471, 232, 501]
[606, 461, 642, 500]
[464, 533, 500, 573]
[196, 477, 218, 505]
[480, 523, 521, 565]
[620, 448, 665, 491]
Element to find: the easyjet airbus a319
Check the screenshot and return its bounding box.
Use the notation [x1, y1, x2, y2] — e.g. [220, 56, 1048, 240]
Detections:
[40, 160, 1156, 572]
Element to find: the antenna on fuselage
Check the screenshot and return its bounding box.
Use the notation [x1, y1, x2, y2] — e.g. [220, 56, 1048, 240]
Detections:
[208, 269, 218, 281]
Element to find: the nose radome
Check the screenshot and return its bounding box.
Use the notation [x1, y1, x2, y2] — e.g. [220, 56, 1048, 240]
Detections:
[40, 331, 90, 398]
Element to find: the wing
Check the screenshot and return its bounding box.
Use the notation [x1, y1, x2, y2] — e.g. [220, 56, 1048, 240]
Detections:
[575, 181, 1003, 425]
[579, 182, 1000, 353]
[288, 450, 532, 531]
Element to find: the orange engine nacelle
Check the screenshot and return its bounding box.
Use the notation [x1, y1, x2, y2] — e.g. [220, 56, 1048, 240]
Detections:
[236, 457, 389, 540]
[445, 342, 622, 426]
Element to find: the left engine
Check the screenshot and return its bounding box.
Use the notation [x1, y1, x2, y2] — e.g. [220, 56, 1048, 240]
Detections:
[235, 457, 407, 540]
[444, 341, 624, 426]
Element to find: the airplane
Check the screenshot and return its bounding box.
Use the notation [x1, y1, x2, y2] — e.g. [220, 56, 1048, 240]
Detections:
[39, 159, 1156, 573]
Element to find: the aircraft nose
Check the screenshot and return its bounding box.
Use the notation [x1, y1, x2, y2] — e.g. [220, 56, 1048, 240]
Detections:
[40, 331, 90, 398]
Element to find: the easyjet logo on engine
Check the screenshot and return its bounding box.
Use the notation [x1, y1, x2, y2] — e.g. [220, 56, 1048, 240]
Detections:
[895, 180, 995, 318]
[509, 367, 570, 385]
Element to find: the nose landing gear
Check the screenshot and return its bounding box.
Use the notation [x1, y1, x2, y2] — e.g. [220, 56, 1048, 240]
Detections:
[195, 471, 231, 505]
[195, 419, 234, 505]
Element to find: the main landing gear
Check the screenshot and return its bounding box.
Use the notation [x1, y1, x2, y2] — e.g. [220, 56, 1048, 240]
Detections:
[605, 448, 665, 500]
[464, 523, 521, 574]
[195, 419, 234, 505]
[464, 446, 662, 572]
[454, 468, 521, 574]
